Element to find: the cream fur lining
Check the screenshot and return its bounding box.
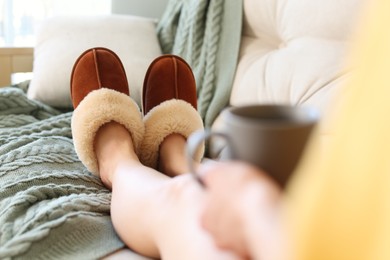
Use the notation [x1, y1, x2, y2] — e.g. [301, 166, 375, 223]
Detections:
[140, 99, 204, 169]
[71, 88, 144, 176]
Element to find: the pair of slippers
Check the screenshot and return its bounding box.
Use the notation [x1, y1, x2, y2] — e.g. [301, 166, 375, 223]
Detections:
[71, 48, 204, 176]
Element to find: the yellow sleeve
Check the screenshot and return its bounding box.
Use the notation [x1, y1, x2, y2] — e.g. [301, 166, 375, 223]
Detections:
[287, 0, 390, 259]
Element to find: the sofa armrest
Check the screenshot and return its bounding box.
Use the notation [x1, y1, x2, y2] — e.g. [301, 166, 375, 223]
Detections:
[0, 47, 34, 87]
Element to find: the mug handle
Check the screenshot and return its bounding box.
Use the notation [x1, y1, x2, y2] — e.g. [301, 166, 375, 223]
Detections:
[186, 129, 235, 187]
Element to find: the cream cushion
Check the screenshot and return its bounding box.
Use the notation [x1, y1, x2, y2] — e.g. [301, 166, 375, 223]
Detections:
[28, 15, 162, 108]
[230, 0, 365, 130]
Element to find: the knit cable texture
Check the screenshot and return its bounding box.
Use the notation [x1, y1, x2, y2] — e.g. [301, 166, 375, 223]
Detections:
[0, 86, 124, 259]
[157, 0, 243, 128]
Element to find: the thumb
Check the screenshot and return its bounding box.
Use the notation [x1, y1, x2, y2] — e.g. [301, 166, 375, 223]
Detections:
[197, 160, 227, 188]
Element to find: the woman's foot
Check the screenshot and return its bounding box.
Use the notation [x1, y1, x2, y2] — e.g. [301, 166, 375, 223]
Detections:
[94, 121, 142, 189]
[140, 55, 204, 169]
[71, 47, 144, 176]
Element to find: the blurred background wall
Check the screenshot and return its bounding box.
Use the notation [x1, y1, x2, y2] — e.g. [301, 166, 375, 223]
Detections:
[111, 0, 169, 19]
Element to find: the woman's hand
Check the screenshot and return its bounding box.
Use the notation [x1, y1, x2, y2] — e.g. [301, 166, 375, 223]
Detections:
[199, 161, 282, 259]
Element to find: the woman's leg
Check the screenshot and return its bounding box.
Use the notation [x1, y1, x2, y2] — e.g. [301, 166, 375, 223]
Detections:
[95, 122, 239, 260]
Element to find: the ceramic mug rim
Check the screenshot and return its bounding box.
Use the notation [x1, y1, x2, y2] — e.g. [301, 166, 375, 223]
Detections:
[221, 104, 319, 129]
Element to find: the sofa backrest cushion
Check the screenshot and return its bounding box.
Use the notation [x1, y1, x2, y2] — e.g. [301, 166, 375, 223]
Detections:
[230, 0, 365, 117]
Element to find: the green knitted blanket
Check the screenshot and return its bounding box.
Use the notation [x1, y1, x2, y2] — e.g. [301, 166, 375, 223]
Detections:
[0, 85, 124, 259]
[157, 0, 243, 128]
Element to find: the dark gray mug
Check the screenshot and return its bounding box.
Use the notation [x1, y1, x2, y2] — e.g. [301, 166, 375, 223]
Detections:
[187, 105, 319, 187]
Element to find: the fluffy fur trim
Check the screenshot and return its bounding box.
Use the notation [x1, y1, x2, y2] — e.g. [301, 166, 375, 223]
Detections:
[71, 88, 144, 176]
[140, 99, 204, 168]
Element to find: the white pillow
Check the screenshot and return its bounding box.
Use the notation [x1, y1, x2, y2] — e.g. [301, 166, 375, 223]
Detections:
[28, 15, 162, 108]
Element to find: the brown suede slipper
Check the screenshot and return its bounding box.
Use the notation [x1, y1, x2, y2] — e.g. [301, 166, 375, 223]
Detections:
[140, 55, 204, 169]
[70, 47, 144, 176]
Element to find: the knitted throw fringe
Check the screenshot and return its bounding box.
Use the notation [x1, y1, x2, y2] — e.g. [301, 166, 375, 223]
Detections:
[0, 86, 124, 259]
[157, 0, 243, 128]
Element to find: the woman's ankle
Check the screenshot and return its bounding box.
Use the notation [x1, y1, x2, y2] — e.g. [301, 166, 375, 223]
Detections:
[94, 121, 140, 188]
[158, 134, 189, 176]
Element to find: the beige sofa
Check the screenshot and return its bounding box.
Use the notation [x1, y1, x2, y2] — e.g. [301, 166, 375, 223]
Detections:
[0, 0, 365, 258]
[1, 0, 364, 129]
